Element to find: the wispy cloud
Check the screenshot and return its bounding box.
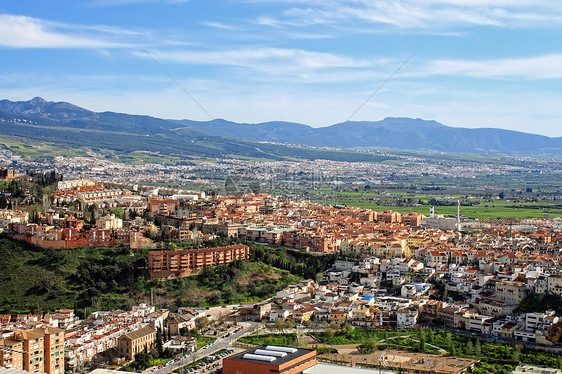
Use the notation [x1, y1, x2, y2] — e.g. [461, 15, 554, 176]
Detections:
[245, 0, 562, 30]
[202, 21, 241, 31]
[90, 0, 191, 6]
[427, 54, 562, 79]
[138, 47, 369, 75]
[0, 14, 128, 48]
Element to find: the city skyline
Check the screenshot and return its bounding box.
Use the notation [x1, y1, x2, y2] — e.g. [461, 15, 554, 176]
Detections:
[1, 0, 561, 137]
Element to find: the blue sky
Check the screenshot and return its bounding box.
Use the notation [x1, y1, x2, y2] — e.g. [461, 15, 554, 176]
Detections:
[1, 1, 561, 137]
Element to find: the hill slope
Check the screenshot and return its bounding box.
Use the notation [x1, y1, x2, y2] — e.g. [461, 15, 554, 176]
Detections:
[0, 238, 301, 315]
[1, 97, 561, 156]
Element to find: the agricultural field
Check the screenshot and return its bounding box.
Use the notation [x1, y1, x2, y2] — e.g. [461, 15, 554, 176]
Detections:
[303, 189, 562, 219]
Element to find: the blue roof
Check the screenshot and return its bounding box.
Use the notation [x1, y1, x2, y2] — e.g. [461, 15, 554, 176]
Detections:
[362, 296, 373, 300]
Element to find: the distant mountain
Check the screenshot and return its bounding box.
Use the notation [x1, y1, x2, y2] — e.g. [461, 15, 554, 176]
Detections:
[0, 97, 97, 121]
[0, 97, 391, 163]
[1, 97, 561, 157]
[177, 117, 562, 155]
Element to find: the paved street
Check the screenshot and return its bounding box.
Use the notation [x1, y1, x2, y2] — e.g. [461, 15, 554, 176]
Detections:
[145, 322, 261, 374]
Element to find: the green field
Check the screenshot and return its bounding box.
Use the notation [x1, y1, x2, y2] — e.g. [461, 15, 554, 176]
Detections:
[306, 190, 562, 219]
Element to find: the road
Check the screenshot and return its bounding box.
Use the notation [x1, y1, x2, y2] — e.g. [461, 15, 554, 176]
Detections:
[145, 322, 261, 374]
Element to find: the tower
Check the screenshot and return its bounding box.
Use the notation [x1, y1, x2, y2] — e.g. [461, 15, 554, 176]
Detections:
[456, 200, 461, 231]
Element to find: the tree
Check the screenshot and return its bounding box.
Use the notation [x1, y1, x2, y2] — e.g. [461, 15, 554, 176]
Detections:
[382, 330, 390, 349]
[362, 339, 377, 352]
[341, 323, 353, 337]
[466, 340, 474, 355]
[195, 316, 210, 332]
[155, 328, 164, 357]
[445, 332, 453, 353]
[512, 345, 522, 362]
[110, 207, 124, 218]
[133, 353, 151, 370]
[428, 329, 435, 344]
[325, 327, 335, 345]
[419, 336, 426, 352]
[275, 318, 286, 333]
[475, 338, 482, 357]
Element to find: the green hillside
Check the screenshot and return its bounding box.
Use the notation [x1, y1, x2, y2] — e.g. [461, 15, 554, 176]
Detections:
[0, 237, 304, 316]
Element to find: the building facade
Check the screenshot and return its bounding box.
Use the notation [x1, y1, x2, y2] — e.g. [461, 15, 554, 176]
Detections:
[148, 244, 250, 279]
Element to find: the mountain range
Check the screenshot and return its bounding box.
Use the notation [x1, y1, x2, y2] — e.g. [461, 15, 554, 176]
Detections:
[1, 97, 561, 158]
[175, 117, 562, 155]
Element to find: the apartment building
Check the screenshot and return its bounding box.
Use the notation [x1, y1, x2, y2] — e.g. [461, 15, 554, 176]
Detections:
[547, 275, 562, 296]
[0, 338, 23, 370]
[148, 244, 250, 279]
[12, 329, 44, 373]
[494, 280, 528, 304]
[147, 197, 177, 215]
[37, 327, 65, 374]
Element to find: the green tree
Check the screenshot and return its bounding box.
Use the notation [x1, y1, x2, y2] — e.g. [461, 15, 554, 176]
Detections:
[361, 339, 377, 352]
[325, 327, 335, 345]
[110, 207, 124, 218]
[475, 338, 481, 357]
[275, 318, 286, 333]
[133, 353, 151, 370]
[445, 332, 453, 353]
[156, 328, 164, 357]
[466, 340, 474, 355]
[428, 329, 435, 344]
[341, 323, 353, 337]
[419, 336, 426, 352]
[512, 345, 522, 362]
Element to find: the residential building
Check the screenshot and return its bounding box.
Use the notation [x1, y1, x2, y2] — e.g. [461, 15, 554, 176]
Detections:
[148, 244, 250, 279]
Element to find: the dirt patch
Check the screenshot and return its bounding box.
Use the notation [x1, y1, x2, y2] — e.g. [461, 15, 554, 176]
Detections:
[238, 269, 282, 287]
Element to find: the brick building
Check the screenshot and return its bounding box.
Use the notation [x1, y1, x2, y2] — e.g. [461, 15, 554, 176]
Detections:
[148, 244, 250, 279]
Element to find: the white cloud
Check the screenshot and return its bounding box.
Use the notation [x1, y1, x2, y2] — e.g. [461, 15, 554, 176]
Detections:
[202, 21, 241, 31]
[0, 14, 127, 49]
[427, 54, 562, 79]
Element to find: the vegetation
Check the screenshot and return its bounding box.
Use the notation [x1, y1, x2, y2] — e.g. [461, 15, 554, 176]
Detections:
[519, 293, 562, 314]
[312, 327, 562, 372]
[238, 333, 298, 347]
[250, 242, 337, 280]
[0, 237, 323, 315]
[0, 237, 146, 315]
[154, 260, 301, 308]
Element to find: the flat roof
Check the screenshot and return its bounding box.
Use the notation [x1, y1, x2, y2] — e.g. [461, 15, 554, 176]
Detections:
[304, 363, 397, 374]
[225, 345, 315, 366]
